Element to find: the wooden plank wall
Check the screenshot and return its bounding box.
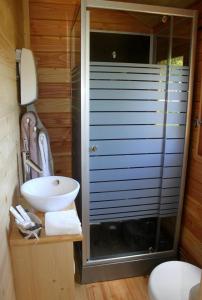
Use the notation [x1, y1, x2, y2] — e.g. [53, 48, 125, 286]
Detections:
[29, 0, 80, 177]
[180, 1, 202, 268]
[0, 1, 24, 299]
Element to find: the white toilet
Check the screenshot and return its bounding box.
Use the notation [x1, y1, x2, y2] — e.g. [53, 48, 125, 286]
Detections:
[148, 261, 201, 300]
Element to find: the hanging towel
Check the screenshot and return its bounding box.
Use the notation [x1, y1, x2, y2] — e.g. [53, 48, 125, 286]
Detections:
[27, 104, 54, 176]
[45, 210, 82, 236]
[21, 112, 39, 180]
[38, 129, 53, 177]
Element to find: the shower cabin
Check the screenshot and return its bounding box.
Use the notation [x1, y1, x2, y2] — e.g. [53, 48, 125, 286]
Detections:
[71, 0, 198, 283]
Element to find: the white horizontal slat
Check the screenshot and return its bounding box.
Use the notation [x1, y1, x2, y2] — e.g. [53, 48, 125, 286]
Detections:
[161, 195, 179, 204]
[168, 91, 188, 101]
[166, 113, 186, 124]
[90, 80, 166, 90]
[90, 154, 163, 169]
[90, 139, 163, 155]
[90, 203, 159, 215]
[90, 125, 163, 140]
[168, 82, 188, 91]
[90, 81, 188, 91]
[90, 178, 162, 193]
[169, 66, 189, 75]
[90, 210, 158, 221]
[90, 125, 186, 139]
[90, 188, 160, 201]
[91, 72, 166, 81]
[90, 100, 165, 112]
[90, 112, 186, 125]
[165, 139, 184, 153]
[160, 203, 179, 210]
[90, 100, 187, 113]
[160, 210, 177, 217]
[164, 153, 183, 166]
[90, 153, 183, 170]
[166, 126, 186, 138]
[90, 197, 160, 209]
[168, 75, 189, 83]
[163, 167, 182, 178]
[161, 187, 180, 196]
[90, 139, 184, 156]
[90, 167, 162, 182]
[90, 213, 158, 223]
[90, 62, 166, 68]
[162, 178, 181, 188]
[167, 101, 187, 112]
[90, 66, 166, 74]
[90, 112, 164, 125]
[90, 90, 165, 100]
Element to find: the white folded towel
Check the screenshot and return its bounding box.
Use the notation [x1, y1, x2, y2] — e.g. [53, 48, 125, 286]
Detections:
[45, 210, 82, 236]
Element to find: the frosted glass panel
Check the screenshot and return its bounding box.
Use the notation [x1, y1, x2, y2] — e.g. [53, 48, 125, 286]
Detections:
[89, 62, 189, 225]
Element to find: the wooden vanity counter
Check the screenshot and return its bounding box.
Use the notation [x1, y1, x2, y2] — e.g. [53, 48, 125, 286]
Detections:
[9, 203, 82, 300]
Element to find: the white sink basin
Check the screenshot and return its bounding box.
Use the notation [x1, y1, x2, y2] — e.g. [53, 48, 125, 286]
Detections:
[21, 176, 80, 212]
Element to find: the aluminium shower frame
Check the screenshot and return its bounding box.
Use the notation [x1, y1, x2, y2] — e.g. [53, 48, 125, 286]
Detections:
[79, 0, 198, 282]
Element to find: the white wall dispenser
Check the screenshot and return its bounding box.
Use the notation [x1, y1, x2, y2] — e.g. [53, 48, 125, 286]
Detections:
[16, 48, 38, 106]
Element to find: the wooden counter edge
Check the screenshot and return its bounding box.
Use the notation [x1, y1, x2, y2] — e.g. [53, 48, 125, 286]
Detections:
[9, 201, 83, 246]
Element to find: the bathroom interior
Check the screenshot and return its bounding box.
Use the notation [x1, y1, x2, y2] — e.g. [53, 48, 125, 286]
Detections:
[0, 0, 202, 299]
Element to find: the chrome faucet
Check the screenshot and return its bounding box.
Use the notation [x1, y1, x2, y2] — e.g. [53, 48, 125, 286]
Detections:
[22, 151, 43, 182]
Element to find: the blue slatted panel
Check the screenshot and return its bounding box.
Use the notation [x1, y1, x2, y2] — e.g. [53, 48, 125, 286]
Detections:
[89, 62, 189, 223]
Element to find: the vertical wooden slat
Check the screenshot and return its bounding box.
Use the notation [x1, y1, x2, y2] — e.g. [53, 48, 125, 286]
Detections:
[0, 1, 24, 300]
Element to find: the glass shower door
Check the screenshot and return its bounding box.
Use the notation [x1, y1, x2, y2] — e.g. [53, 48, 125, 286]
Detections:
[88, 9, 192, 261]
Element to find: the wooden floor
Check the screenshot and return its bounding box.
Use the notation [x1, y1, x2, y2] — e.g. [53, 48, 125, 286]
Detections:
[75, 276, 149, 300]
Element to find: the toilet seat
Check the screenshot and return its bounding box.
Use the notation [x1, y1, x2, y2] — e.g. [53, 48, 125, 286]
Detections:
[148, 261, 201, 300]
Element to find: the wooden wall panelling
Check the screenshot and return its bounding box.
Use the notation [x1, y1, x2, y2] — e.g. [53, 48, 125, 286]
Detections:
[29, 0, 78, 3]
[31, 19, 71, 36]
[38, 68, 70, 83]
[29, 0, 80, 176]
[180, 1, 202, 268]
[23, 0, 31, 47]
[90, 8, 153, 33]
[38, 83, 71, 98]
[0, 1, 24, 300]
[34, 52, 71, 68]
[29, 3, 76, 21]
[36, 98, 71, 113]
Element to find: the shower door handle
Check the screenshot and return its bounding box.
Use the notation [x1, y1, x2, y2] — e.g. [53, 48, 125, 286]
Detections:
[89, 145, 98, 153]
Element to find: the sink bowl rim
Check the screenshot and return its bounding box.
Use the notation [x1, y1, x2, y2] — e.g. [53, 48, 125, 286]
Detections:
[20, 176, 80, 200]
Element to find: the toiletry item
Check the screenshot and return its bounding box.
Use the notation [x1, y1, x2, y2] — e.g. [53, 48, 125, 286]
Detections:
[16, 205, 30, 221]
[16, 212, 42, 240]
[10, 206, 26, 224]
[16, 205, 33, 223]
[45, 210, 82, 236]
[15, 219, 35, 230]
